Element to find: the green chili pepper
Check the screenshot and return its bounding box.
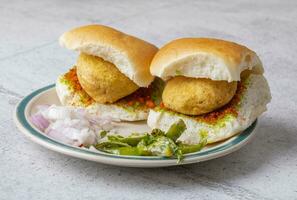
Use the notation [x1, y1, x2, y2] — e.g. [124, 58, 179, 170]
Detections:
[136, 135, 155, 156]
[108, 134, 147, 146]
[166, 119, 186, 142]
[108, 147, 141, 156]
[95, 141, 130, 149]
[178, 143, 205, 154]
[178, 132, 207, 154]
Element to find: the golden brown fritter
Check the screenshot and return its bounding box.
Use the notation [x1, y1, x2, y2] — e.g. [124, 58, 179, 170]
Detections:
[162, 76, 237, 115]
[77, 53, 139, 103]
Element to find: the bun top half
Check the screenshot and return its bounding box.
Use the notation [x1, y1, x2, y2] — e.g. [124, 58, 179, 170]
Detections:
[150, 38, 263, 82]
[59, 24, 158, 87]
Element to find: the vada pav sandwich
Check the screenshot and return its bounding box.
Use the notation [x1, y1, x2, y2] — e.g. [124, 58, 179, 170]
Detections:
[56, 25, 159, 121]
[148, 38, 271, 145]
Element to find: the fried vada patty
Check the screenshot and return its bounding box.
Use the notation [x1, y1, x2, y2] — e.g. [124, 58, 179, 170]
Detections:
[162, 76, 237, 115]
[77, 53, 139, 103]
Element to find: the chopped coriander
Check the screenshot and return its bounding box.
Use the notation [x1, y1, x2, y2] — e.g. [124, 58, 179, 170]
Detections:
[175, 69, 183, 76]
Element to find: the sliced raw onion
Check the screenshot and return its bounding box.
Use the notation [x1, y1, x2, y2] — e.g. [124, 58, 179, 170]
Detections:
[30, 114, 49, 131]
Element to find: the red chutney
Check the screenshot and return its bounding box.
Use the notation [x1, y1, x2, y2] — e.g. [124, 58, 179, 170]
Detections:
[64, 67, 82, 91]
[120, 84, 156, 109]
[63, 67, 94, 106]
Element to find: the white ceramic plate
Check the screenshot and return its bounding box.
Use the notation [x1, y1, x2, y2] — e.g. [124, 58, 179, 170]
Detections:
[14, 85, 258, 167]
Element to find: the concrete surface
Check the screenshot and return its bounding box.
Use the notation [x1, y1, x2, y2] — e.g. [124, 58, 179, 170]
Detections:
[1, 0, 297, 199]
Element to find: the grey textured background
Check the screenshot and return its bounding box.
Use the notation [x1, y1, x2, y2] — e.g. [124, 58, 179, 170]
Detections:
[1, 0, 297, 199]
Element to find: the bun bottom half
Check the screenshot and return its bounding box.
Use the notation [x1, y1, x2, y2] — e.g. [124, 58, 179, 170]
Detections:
[56, 75, 148, 121]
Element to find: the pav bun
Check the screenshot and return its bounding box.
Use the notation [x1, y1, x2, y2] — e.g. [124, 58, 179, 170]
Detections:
[60, 24, 158, 87]
[150, 38, 263, 82]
